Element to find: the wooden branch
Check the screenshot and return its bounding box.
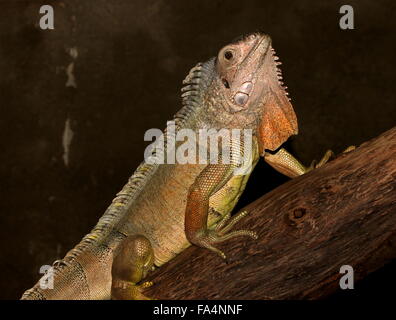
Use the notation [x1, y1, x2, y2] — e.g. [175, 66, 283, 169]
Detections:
[143, 127, 396, 299]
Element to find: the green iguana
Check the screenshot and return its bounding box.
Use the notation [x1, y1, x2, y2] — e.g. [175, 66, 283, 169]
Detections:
[21, 33, 337, 300]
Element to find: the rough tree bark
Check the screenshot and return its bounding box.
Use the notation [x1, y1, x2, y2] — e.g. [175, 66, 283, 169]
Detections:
[143, 127, 396, 299]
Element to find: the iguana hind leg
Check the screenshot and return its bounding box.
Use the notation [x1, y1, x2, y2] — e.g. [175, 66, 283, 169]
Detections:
[111, 234, 155, 300]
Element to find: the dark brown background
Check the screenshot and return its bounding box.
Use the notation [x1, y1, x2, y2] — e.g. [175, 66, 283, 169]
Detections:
[0, 0, 395, 299]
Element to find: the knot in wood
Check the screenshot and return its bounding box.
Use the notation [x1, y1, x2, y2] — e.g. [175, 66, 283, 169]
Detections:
[293, 208, 306, 219]
[285, 207, 308, 226]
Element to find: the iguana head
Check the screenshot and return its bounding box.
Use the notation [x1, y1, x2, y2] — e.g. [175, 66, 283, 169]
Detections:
[212, 32, 298, 153]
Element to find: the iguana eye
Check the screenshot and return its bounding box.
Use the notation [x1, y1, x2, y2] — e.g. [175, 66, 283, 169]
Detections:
[234, 92, 248, 105]
[224, 50, 233, 60]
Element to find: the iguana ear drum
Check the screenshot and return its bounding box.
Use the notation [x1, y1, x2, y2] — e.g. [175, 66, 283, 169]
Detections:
[258, 88, 298, 153]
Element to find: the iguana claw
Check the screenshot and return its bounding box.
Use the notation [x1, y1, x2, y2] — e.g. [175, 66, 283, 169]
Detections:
[308, 146, 356, 171]
[196, 210, 258, 260]
[112, 280, 154, 300]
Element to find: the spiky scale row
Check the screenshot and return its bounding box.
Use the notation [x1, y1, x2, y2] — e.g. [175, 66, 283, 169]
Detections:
[271, 47, 291, 101]
[175, 59, 215, 125]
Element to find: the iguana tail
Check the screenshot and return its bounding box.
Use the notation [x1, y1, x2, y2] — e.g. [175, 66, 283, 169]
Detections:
[20, 166, 152, 300]
[21, 249, 115, 299]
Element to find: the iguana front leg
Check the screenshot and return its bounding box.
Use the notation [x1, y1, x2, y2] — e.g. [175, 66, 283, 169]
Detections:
[185, 163, 258, 259]
[111, 235, 155, 300]
[264, 146, 355, 178]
